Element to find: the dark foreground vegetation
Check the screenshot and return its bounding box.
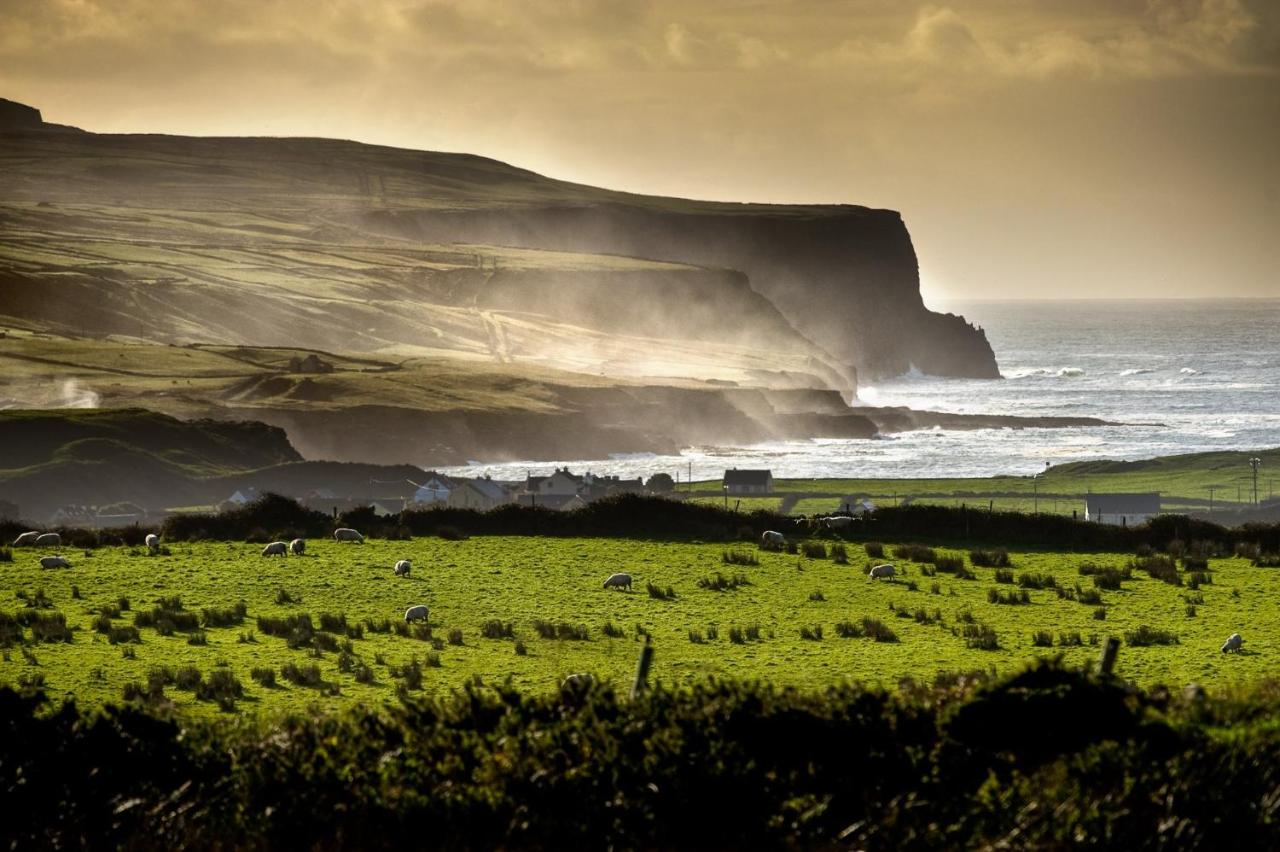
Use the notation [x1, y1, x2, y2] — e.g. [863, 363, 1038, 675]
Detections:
[3, 661, 1280, 849]
[6, 493, 1277, 553]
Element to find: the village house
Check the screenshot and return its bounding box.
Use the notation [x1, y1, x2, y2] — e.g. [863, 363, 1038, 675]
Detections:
[446, 477, 512, 511]
[527, 467, 585, 497]
[410, 473, 455, 505]
[723, 468, 774, 495]
[1084, 492, 1161, 526]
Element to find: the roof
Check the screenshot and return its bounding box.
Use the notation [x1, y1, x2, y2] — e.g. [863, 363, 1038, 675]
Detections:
[723, 469, 773, 486]
[1085, 493, 1161, 514]
[460, 478, 508, 501]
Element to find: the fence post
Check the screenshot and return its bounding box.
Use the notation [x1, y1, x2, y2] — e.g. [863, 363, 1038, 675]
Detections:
[631, 635, 654, 700]
[1098, 636, 1120, 675]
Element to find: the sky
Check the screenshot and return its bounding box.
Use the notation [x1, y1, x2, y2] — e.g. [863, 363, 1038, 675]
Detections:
[2, 0, 1278, 302]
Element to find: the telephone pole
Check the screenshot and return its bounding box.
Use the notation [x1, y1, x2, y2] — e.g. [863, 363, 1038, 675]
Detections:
[1250, 457, 1262, 506]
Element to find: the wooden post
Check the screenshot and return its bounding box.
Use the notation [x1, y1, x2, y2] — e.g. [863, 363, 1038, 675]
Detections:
[1098, 637, 1120, 675]
[631, 635, 654, 700]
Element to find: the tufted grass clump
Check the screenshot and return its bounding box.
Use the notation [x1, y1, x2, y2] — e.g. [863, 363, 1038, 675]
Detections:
[722, 549, 759, 566]
[697, 572, 750, 592]
[969, 547, 1011, 568]
[480, 620, 515, 640]
[1125, 625, 1179, 647]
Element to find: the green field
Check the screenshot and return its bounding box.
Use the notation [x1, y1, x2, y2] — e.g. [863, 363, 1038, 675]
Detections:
[1, 535, 1270, 716]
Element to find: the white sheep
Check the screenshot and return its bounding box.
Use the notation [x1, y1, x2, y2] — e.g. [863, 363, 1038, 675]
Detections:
[34, 532, 61, 548]
[39, 555, 71, 569]
[868, 563, 897, 581]
[290, 538, 306, 556]
[261, 541, 288, 557]
[404, 604, 429, 623]
[12, 531, 40, 547]
[1222, 632, 1243, 653]
[603, 572, 631, 591]
[334, 528, 364, 543]
[145, 533, 160, 551]
[394, 559, 412, 577]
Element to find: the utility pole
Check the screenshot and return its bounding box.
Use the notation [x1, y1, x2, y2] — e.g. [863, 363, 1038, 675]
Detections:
[1208, 486, 1217, 516]
[1033, 474, 1040, 514]
[1250, 457, 1262, 506]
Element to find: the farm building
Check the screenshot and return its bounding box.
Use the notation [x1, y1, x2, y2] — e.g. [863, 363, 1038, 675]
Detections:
[723, 468, 774, 495]
[446, 478, 513, 511]
[1084, 492, 1161, 526]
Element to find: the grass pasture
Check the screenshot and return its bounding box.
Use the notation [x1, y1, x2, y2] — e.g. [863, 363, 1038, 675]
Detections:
[1, 535, 1274, 716]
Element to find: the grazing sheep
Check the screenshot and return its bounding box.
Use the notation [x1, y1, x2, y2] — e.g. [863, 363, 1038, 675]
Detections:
[145, 533, 160, 551]
[761, 530, 786, 548]
[1222, 632, 1244, 653]
[34, 533, 61, 548]
[868, 563, 897, 581]
[334, 528, 364, 543]
[603, 572, 632, 591]
[289, 538, 306, 556]
[261, 541, 288, 557]
[822, 516, 854, 530]
[404, 604, 429, 623]
[39, 555, 71, 569]
[561, 673, 594, 690]
[394, 559, 412, 577]
[12, 531, 40, 547]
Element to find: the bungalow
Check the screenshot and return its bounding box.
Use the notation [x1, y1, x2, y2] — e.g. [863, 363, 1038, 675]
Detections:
[1084, 493, 1161, 527]
[446, 478, 512, 511]
[723, 468, 774, 496]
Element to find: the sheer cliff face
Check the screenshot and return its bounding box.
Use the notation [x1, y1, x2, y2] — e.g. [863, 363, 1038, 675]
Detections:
[367, 204, 1000, 381]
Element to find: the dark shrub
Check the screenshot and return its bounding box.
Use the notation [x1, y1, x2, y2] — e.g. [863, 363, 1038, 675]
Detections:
[894, 544, 937, 563]
[722, 549, 759, 566]
[438, 525, 468, 541]
[1017, 572, 1056, 590]
[201, 602, 247, 628]
[809, 590, 826, 602]
[1058, 631, 1083, 647]
[1125, 625, 1179, 646]
[532, 621, 587, 641]
[799, 625, 824, 641]
[317, 612, 348, 634]
[364, 618, 392, 634]
[1130, 555, 1180, 586]
[831, 544, 849, 564]
[187, 631, 208, 646]
[935, 554, 965, 573]
[864, 542, 885, 558]
[988, 588, 1031, 605]
[1077, 586, 1103, 606]
[697, 573, 750, 592]
[514, 641, 528, 656]
[108, 625, 141, 645]
[993, 569, 1014, 584]
[646, 582, 676, 600]
[480, 620, 515, 640]
[1092, 568, 1124, 590]
[282, 662, 325, 687]
[601, 622, 624, 638]
[1093, 607, 1107, 620]
[963, 623, 1000, 650]
[1031, 631, 1053, 647]
[29, 613, 72, 643]
[1182, 555, 1209, 572]
[275, 588, 300, 605]
[970, 548, 1011, 568]
[251, 667, 276, 687]
[801, 541, 827, 559]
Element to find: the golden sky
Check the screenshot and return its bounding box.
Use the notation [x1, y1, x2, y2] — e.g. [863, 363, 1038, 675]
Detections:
[3, 0, 1277, 300]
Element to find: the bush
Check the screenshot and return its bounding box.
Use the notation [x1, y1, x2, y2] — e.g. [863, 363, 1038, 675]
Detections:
[646, 582, 676, 600]
[969, 548, 1011, 568]
[532, 621, 588, 641]
[317, 612, 349, 634]
[275, 588, 300, 606]
[0, 547, 11, 563]
[282, 662, 324, 687]
[722, 549, 759, 566]
[808, 590, 826, 602]
[29, 613, 72, 643]
[1058, 631, 1083, 647]
[963, 623, 1000, 650]
[864, 542, 885, 558]
[993, 569, 1014, 584]
[448, 629, 466, 647]
[514, 641, 528, 656]
[1031, 630, 1053, 647]
[1091, 568, 1124, 591]
[688, 629, 705, 644]
[1182, 555, 1209, 572]
[799, 625, 824, 641]
[480, 620, 515, 640]
[987, 588, 1031, 605]
[697, 573, 750, 592]
[1252, 553, 1280, 568]
[187, 630, 208, 646]
[438, 525, 469, 541]
[364, 618, 392, 634]
[935, 554, 965, 573]
[894, 544, 937, 563]
[1130, 555, 1181, 586]
[1077, 586, 1103, 606]
[108, 625, 141, 645]
[800, 541, 827, 559]
[201, 602, 248, 628]
[1125, 625, 1179, 646]
[1017, 572, 1056, 590]
[1093, 607, 1107, 620]
[837, 617, 898, 643]
[601, 622, 624, 638]
[1185, 604, 1198, 618]
[251, 667, 277, 687]
[1187, 571, 1212, 588]
[831, 544, 849, 564]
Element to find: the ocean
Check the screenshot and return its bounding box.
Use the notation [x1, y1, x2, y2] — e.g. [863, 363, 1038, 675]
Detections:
[440, 299, 1280, 482]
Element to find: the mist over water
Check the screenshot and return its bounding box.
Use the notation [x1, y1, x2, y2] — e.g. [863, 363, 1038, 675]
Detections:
[441, 300, 1280, 482]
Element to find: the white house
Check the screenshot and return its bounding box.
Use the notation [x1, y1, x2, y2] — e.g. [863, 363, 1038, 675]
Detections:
[723, 468, 773, 495]
[446, 478, 512, 511]
[1084, 493, 1161, 526]
[411, 473, 454, 505]
[527, 468, 585, 497]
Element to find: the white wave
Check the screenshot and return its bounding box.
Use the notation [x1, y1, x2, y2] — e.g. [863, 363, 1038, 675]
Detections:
[1057, 367, 1085, 377]
[1119, 368, 1153, 376]
[1180, 367, 1201, 375]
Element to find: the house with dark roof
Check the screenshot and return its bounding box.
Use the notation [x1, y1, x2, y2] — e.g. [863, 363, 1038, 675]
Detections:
[527, 467, 585, 497]
[1084, 492, 1161, 526]
[723, 468, 774, 495]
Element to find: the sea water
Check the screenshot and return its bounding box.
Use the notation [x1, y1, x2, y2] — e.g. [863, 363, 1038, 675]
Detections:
[440, 299, 1280, 482]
